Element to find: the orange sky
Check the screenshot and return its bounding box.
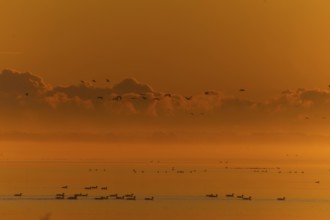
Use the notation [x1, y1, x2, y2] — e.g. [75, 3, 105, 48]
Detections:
[1, 1, 330, 161]
[1, 0, 330, 100]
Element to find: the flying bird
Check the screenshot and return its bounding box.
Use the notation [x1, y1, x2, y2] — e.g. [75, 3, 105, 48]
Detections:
[204, 91, 217, 95]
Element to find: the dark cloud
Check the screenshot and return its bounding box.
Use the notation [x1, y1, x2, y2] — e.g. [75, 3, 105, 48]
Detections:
[112, 78, 153, 95]
[51, 84, 112, 101]
[1, 69, 330, 133]
[0, 69, 48, 97]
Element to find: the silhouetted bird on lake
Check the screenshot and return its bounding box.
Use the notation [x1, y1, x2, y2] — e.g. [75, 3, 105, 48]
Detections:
[97, 96, 103, 100]
[124, 193, 134, 198]
[67, 195, 77, 200]
[206, 193, 218, 198]
[239, 89, 245, 92]
[226, 193, 235, 197]
[25, 92, 29, 96]
[115, 195, 125, 200]
[126, 196, 136, 200]
[95, 196, 108, 200]
[112, 96, 122, 101]
[277, 197, 285, 201]
[14, 193, 22, 197]
[185, 96, 192, 100]
[144, 196, 154, 200]
[106, 79, 110, 83]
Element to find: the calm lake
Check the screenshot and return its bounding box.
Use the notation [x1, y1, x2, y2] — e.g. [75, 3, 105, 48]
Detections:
[1, 155, 330, 220]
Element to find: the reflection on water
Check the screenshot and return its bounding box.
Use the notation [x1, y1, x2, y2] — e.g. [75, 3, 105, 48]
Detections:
[1, 159, 330, 220]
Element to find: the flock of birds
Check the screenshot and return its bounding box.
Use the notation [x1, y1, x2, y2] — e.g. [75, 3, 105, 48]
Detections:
[13, 185, 153, 201]
[12, 189, 286, 202]
[21, 78, 330, 120]
[10, 160, 328, 203]
[24, 78, 247, 102]
[205, 193, 286, 201]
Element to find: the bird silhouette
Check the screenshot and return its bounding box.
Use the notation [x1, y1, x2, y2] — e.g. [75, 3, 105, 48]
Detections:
[225, 193, 234, 197]
[112, 96, 122, 101]
[185, 96, 192, 100]
[206, 193, 218, 198]
[239, 89, 245, 92]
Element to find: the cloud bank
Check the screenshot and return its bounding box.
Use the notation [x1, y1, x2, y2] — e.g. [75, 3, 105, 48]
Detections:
[1, 69, 330, 134]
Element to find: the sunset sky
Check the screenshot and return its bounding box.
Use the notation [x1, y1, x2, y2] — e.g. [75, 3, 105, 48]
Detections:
[2, 4, 330, 220]
[1, 0, 330, 152]
[1, 0, 330, 99]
